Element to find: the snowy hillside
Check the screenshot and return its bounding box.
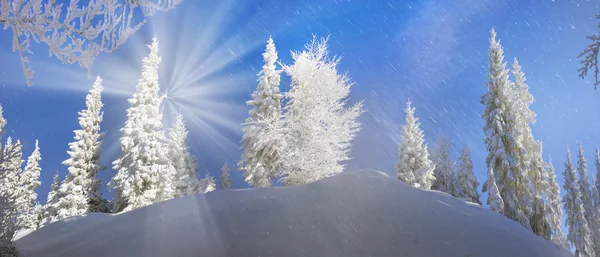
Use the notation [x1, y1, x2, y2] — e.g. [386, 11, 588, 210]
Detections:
[16, 170, 572, 257]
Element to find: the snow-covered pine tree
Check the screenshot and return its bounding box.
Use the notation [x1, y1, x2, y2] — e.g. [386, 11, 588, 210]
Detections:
[0, 189, 17, 257]
[431, 136, 455, 194]
[167, 112, 200, 197]
[220, 163, 231, 189]
[454, 145, 481, 205]
[511, 58, 550, 238]
[595, 147, 600, 212]
[239, 37, 283, 188]
[576, 142, 600, 255]
[16, 140, 41, 230]
[55, 77, 106, 220]
[395, 100, 435, 189]
[487, 157, 504, 214]
[43, 172, 62, 224]
[199, 172, 216, 194]
[529, 141, 552, 240]
[30, 202, 44, 230]
[0, 106, 22, 249]
[280, 36, 363, 186]
[511, 58, 535, 130]
[110, 36, 175, 212]
[0, 138, 23, 201]
[481, 28, 532, 230]
[545, 158, 569, 249]
[564, 148, 596, 257]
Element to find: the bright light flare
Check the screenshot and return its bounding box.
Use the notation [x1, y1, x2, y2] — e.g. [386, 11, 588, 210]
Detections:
[0, 0, 297, 167]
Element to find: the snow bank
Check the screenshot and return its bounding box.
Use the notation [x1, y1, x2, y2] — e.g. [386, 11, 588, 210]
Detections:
[16, 170, 572, 257]
[13, 229, 33, 241]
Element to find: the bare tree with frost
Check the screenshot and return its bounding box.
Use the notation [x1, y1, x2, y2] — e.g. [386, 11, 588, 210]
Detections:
[0, 0, 183, 86]
[578, 14, 600, 89]
[280, 36, 363, 186]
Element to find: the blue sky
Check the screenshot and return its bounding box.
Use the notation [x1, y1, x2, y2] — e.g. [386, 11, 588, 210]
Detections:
[1, 0, 599, 217]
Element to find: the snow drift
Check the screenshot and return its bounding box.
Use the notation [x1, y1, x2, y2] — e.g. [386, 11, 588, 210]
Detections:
[16, 170, 572, 257]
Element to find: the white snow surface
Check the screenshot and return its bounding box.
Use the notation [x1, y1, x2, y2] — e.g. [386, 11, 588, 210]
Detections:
[16, 170, 572, 257]
[12, 229, 34, 241]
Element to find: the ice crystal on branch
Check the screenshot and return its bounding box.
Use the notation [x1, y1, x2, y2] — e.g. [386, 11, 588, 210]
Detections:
[0, 0, 183, 86]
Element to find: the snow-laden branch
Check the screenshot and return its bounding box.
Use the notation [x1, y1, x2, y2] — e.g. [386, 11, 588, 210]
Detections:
[578, 14, 600, 90]
[0, 0, 183, 86]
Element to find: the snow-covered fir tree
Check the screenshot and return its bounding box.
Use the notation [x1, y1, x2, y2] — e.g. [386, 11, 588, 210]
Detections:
[511, 58, 550, 238]
[0, 137, 23, 240]
[31, 202, 43, 230]
[239, 37, 283, 188]
[280, 36, 363, 186]
[595, 147, 600, 212]
[576, 143, 600, 255]
[16, 140, 41, 230]
[564, 148, 595, 257]
[54, 77, 106, 220]
[431, 136, 455, 194]
[43, 172, 62, 224]
[545, 159, 569, 249]
[0, 138, 23, 201]
[220, 163, 231, 189]
[0, 106, 20, 254]
[167, 112, 200, 197]
[110, 36, 175, 212]
[454, 145, 481, 205]
[481, 28, 532, 230]
[395, 100, 435, 189]
[199, 172, 216, 194]
[487, 157, 504, 214]
[511, 58, 536, 131]
[529, 141, 551, 239]
[0, 190, 17, 257]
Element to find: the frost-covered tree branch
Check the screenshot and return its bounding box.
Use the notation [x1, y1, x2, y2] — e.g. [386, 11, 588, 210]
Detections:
[577, 14, 600, 89]
[0, 0, 183, 86]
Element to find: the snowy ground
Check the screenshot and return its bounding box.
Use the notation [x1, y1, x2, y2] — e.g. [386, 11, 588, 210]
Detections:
[16, 170, 572, 257]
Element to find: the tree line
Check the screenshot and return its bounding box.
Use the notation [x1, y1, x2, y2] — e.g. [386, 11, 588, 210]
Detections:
[1, 27, 600, 257]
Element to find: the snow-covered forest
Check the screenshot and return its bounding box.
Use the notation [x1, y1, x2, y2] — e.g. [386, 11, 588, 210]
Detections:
[2, 0, 600, 256]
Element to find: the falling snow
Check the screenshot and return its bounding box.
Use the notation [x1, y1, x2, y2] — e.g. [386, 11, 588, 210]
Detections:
[0, 0, 599, 256]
